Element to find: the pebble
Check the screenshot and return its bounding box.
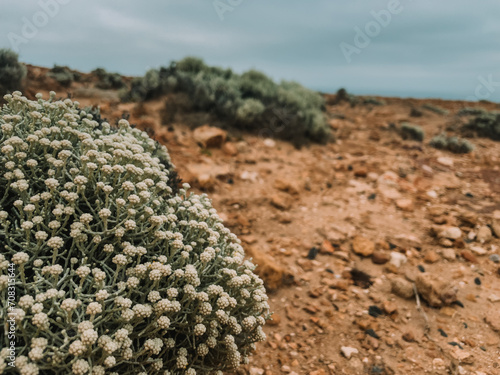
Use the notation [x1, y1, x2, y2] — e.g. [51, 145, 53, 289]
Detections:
[352, 236, 375, 257]
[441, 248, 456, 261]
[437, 156, 454, 167]
[263, 138, 276, 147]
[461, 250, 478, 263]
[492, 220, 500, 238]
[371, 251, 390, 264]
[470, 246, 487, 255]
[476, 226, 492, 243]
[439, 226, 462, 240]
[391, 277, 415, 299]
[489, 254, 500, 263]
[340, 346, 359, 359]
[488, 294, 500, 303]
[389, 252, 407, 268]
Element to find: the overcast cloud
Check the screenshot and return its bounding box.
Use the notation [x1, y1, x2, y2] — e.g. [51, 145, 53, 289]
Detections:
[1, 0, 499, 100]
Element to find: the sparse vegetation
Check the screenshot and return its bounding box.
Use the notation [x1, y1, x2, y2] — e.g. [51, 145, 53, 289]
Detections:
[47, 65, 80, 87]
[400, 122, 424, 141]
[362, 96, 386, 106]
[429, 133, 474, 153]
[0, 48, 26, 94]
[422, 103, 449, 115]
[92, 67, 125, 89]
[122, 57, 330, 143]
[458, 108, 500, 141]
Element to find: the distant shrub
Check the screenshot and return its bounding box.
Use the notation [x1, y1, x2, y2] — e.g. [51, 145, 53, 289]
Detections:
[333, 88, 358, 106]
[422, 103, 449, 115]
[362, 96, 385, 106]
[92, 67, 125, 89]
[47, 65, 80, 87]
[410, 107, 423, 117]
[0, 48, 26, 94]
[459, 109, 500, 141]
[122, 57, 330, 143]
[457, 107, 487, 117]
[430, 133, 474, 154]
[400, 122, 424, 141]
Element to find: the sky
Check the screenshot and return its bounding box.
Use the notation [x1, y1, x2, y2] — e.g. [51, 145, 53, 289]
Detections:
[1, 0, 500, 101]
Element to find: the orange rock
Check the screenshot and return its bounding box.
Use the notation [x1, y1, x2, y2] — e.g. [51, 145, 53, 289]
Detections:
[221, 141, 238, 156]
[193, 125, 227, 148]
[352, 236, 375, 257]
[461, 250, 477, 263]
[320, 240, 335, 255]
[245, 246, 293, 291]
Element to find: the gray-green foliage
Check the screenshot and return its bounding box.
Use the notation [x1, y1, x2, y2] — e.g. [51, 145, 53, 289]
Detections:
[460, 110, 500, 141]
[92, 68, 125, 90]
[429, 133, 474, 154]
[400, 122, 424, 142]
[122, 57, 330, 143]
[422, 103, 449, 115]
[0, 49, 26, 95]
[47, 65, 80, 87]
[0, 92, 269, 374]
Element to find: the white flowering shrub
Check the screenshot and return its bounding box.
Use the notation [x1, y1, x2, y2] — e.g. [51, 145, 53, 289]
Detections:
[0, 92, 269, 374]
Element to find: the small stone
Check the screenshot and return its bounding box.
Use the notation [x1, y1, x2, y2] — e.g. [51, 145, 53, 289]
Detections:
[193, 125, 227, 148]
[389, 252, 407, 268]
[470, 246, 487, 255]
[439, 238, 453, 247]
[221, 142, 238, 156]
[354, 167, 367, 177]
[372, 251, 390, 265]
[439, 226, 462, 240]
[437, 156, 454, 167]
[249, 367, 265, 375]
[415, 273, 458, 307]
[485, 309, 500, 332]
[461, 250, 478, 263]
[270, 194, 291, 210]
[281, 365, 291, 373]
[424, 250, 440, 263]
[488, 294, 500, 302]
[432, 358, 446, 371]
[492, 220, 500, 238]
[263, 138, 276, 148]
[402, 331, 415, 342]
[352, 236, 375, 257]
[340, 346, 359, 359]
[476, 226, 492, 244]
[320, 240, 335, 255]
[274, 179, 299, 195]
[383, 300, 398, 314]
[268, 313, 282, 326]
[427, 190, 438, 199]
[441, 248, 456, 261]
[489, 254, 500, 263]
[396, 198, 414, 212]
[391, 277, 415, 299]
[309, 370, 326, 375]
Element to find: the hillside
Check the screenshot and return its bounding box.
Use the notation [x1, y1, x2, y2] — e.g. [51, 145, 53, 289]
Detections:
[15, 65, 500, 375]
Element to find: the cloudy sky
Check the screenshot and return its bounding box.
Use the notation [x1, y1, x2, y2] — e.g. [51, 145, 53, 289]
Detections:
[1, 0, 500, 100]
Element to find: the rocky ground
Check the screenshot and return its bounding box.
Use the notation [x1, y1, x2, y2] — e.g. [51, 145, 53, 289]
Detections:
[22, 66, 500, 375]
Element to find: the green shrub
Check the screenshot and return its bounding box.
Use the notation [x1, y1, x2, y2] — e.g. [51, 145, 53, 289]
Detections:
[457, 107, 488, 117]
[0, 49, 26, 94]
[333, 88, 358, 106]
[461, 110, 500, 141]
[429, 133, 474, 153]
[422, 103, 449, 115]
[92, 68, 125, 90]
[362, 97, 385, 106]
[0, 92, 269, 374]
[47, 65, 80, 87]
[400, 122, 424, 141]
[121, 57, 330, 143]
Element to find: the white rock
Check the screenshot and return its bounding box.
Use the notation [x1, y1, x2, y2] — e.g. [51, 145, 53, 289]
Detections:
[426, 190, 438, 199]
[263, 138, 276, 148]
[341, 346, 359, 359]
[437, 157, 454, 167]
[488, 294, 500, 303]
[470, 246, 487, 255]
[240, 171, 259, 182]
[390, 252, 407, 268]
[249, 367, 265, 375]
[439, 226, 462, 240]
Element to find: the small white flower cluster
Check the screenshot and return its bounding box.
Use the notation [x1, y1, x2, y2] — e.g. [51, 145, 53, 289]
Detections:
[0, 93, 268, 374]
